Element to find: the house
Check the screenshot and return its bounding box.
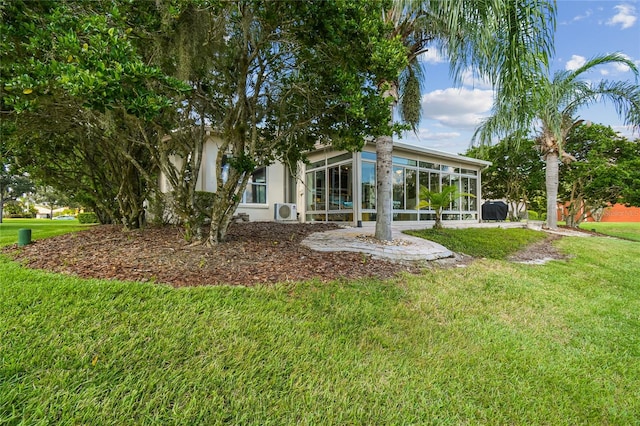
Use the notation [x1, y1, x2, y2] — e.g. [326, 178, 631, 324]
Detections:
[162, 134, 491, 226]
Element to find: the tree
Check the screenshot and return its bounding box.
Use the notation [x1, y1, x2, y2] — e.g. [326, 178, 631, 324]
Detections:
[466, 137, 545, 220]
[560, 123, 640, 227]
[1, 0, 190, 228]
[139, 1, 399, 244]
[475, 53, 640, 229]
[418, 184, 475, 230]
[373, 0, 557, 240]
[0, 164, 34, 223]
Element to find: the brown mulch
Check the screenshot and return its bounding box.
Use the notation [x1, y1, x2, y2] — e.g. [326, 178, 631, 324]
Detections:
[3, 223, 423, 287]
[3, 222, 574, 287]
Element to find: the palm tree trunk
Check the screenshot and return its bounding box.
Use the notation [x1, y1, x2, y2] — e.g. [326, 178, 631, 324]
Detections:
[545, 151, 559, 229]
[374, 133, 393, 240]
[374, 83, 398, 241]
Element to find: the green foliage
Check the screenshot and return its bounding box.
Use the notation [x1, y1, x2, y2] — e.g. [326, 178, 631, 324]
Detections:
[527, 210, 539, 220]
[466, 137, 545, 220]
[406, 227, 547, 258]
[561, 123, 640, 227]
[78, 212, 99, 224]
[418, 185, 475, 229]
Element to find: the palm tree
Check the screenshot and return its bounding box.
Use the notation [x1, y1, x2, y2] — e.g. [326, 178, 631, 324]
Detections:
[374, 0, 556, 240]
[474, 53, 640, 229]
[419, 184, 475, 230]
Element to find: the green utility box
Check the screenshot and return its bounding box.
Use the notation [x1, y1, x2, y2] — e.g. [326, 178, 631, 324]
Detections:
[18, 228, 32, 246]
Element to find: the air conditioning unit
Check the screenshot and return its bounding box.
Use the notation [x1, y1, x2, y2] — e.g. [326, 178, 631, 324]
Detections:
[274, 203, 297, 221]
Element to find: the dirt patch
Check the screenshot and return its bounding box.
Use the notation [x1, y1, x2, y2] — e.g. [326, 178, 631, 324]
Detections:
[3, 222, 569, 286]
[508, 233, 568, 264]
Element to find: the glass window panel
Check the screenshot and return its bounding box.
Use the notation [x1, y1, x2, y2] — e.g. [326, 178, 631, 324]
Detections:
[340, 164, 353, 209]
[393, 156, 417, 166]
[361, 152, 376, 161]
[242, 167, 267, 204]
[327, 152, 352, 165]
[361, 212, 377, 221]
[361, 162, 376, 210]
[419, 161, 439, 169]
[329, 166, 340, 210]
[306, 213, 327, 221]
[450, 175, 460, 210]
[461, 177, 470, 210]
[406, 169, 417, 210]
[420, 212, 436, 221]
[430, 172, 439, 193]
[308, 159, 325, 170]
[305, 172, 314, 210]
[252, 167, 266, 183]
[469, 177, 477, 210]
[392, 166, 405, 210]
[393, 212, 417, 221]
[316, 170, 326, 210]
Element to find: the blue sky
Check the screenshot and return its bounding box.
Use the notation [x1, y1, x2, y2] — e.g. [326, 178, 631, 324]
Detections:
[400, 0, 640, 155]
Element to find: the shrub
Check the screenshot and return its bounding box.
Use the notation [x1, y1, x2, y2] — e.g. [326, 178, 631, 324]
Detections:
[528, 210, 539, 220]
[541, 212, 547, 221]
[78, 212, 99, 224]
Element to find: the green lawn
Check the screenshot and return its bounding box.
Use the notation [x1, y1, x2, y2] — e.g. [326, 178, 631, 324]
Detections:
[580, 221, 640, 241]
[1, 223, 639, 424]
[0, 218, 93, 246]
[404, 227, 547, 258]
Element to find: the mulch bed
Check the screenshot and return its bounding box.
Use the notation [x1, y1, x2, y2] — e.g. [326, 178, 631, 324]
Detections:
[3, 222, 422, 287]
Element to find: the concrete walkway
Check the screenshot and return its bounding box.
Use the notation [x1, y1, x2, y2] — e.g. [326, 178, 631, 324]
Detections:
[302, 222, 590, 263]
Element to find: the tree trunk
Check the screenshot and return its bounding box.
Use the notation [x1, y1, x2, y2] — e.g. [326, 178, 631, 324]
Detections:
[374, 134, 393, 241]
[545, 151, 559, 229]
[374, 83, 397, 241]
[434, 208, 443, 230]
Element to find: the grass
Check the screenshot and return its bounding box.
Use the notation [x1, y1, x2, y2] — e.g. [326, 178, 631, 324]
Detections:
[405, 227, 548, 258]
[0, 218, 93, 246]
[1, 222, 639, 424]
[580, 221, 640, 242]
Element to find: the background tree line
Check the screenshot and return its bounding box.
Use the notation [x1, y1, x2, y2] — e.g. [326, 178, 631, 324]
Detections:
[467, 123, 640, 227]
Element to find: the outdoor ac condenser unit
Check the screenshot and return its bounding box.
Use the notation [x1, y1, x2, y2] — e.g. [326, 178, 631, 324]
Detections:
[274, 203, 297, 221]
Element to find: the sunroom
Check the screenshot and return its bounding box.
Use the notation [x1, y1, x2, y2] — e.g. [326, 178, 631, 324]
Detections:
[299, 141, 490, 227]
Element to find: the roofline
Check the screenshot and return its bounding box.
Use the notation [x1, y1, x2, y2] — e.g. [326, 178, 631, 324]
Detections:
[370, 141, 492, 168]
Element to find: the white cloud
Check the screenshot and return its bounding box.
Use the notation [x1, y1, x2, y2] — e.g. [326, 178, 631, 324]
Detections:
[565, 54, 586, 70]
[421, 88, 494, 129]
[600, 69, 610, 76]
[419, 49, 445, 64]
[460, 69, 493, 90]
[572, 9, 593, 22]
[607, 4, 637, 29]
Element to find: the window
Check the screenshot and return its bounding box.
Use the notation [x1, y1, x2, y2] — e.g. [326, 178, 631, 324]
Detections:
[361, 162, 376, 210]
[242, 167, 267, 204]
[392, 166, 405, 210]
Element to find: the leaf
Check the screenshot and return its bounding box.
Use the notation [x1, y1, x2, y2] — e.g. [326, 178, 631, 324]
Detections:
[22, 88, 33, 94]
[91, 355, 99, 366]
